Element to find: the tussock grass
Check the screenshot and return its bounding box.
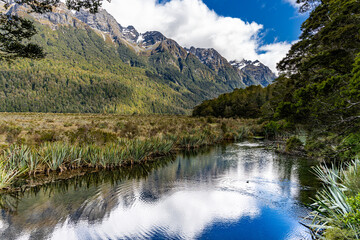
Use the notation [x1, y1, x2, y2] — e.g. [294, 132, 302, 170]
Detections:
[0, 113, 259, 147]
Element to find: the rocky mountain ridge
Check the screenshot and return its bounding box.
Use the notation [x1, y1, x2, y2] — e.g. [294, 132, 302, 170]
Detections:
[0, 3, 277, 114]
[10, 2, 275, 87]
[230, 60, 277, 87]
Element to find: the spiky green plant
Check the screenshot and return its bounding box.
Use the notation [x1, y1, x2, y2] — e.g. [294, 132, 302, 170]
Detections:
[0, 138, 176, 189]
[3, 145, 33, 170]
[0, 158, 25, 189]
[307, 159, 360, 239]
[42, 143, 70, 172]
[26, 149, 39, 175]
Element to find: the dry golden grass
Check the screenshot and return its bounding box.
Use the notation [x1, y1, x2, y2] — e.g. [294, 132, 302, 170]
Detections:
[0, 113, 262, 147]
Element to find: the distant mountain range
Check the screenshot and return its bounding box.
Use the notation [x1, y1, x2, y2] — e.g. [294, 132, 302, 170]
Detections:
[0, 3, 276, 114]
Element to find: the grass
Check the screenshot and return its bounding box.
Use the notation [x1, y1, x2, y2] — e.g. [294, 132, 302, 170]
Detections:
[0, 113, 263, 190]
[0, 113, 261, 147]
[307, 159, 360, 239]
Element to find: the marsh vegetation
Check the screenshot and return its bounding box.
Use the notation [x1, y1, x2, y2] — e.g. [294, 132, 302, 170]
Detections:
[0, 113, 263, 190]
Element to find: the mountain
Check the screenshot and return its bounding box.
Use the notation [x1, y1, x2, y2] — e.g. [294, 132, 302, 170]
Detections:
[0, 3, 276, 114]
[186, 47, 245, 89]
[188, 48, 276, 87]
[230, 60, 276, 87]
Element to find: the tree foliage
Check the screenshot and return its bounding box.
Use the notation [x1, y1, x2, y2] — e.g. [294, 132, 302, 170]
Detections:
[192, 85, 270, 118]
[0, 23, 192, 114]
[0, 0, 108, 59]
[0, 13, 44, 59]
[273, 0, 360, 132]
[194, 0, 360, 137]
[0, 20, 243, 114]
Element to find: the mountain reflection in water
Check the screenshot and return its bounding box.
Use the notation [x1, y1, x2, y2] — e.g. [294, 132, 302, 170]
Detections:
[0, 143, 320, 240]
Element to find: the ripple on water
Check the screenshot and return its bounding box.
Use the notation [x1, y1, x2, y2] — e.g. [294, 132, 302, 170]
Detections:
[0, 143, 320, 240]
[236, 142, 265, 148]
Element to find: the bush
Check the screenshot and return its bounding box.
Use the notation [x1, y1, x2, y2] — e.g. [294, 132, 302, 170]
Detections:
[5, 126, 22, 144]
[220, 122, 227, 134]
[305, 138, 337, 161]
[206, 116, 216, 124]
[263, 120, 292, 139]
[67, 126, 117, 145]
[338, 133, 360, 160]
[285, 137, 303, 152]
[35, 130, 57, 143]
[120, 121, 139, 139]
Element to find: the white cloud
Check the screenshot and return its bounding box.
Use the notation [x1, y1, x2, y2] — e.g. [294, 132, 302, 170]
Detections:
[103, 0, 293, 73]
[50, 190, 259, 240]
[283, 0, 299, 8]
[258, 42, 294, 74]
[283, 0, 301, 8]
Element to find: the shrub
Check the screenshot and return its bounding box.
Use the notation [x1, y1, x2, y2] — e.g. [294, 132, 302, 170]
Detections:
[220, 122, 227, 134]
[35, 130, 57, 143]
[263, 121, 282, 139]
[338, 133, 360, 160]
[63, 122, 73, 127]
[305, 138, 337, 161]
[206, 116, 216, 124]
[285, 137, 303, 152]
[67, 127, 117, 145]
[2, 126, 22, 144]
[120, 121, 139, 139]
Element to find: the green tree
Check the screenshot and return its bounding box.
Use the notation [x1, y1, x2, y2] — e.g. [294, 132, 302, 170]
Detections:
[192, 85, 268, 118]
[0, 0, 107, 60]
[273, 0, 360, 132]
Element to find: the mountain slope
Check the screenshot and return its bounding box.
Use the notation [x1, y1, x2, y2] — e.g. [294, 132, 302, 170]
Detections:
[0, 3, 275, 114]
[188, 47, 275, 87]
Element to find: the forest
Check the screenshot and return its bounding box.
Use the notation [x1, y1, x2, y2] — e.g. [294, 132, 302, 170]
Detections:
[0, 10, 240, 114]
[194, 0, 360, 161]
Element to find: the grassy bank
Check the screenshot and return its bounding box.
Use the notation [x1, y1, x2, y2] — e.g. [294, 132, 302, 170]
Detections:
[0, 113, 262, 190]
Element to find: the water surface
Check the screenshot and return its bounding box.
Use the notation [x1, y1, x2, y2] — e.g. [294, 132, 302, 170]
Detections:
[0, 143, 320, 240]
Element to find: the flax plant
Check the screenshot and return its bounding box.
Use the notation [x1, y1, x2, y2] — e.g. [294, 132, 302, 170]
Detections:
[307, 159, 360, 239]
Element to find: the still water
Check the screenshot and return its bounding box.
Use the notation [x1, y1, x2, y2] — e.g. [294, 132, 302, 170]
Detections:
[0, 142, 320, 240]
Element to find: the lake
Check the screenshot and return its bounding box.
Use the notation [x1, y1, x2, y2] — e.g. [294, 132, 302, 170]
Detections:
[0, 142, 320, 240]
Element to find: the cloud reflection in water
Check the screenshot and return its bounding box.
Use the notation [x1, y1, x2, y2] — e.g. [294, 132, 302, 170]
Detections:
[0, 143, 318, 240]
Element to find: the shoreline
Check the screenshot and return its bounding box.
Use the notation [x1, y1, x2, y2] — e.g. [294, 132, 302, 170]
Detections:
[0, 141, 230, 194]
[0, 113, 325, 192]
[0, 139, 315, 195]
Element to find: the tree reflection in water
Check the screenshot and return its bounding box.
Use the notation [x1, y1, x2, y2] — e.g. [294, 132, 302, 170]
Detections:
[0, 143, 320, 240]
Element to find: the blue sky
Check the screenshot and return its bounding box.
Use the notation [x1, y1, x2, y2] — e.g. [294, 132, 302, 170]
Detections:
[104, 0, 307, 72]
[202, 0, 307, 44]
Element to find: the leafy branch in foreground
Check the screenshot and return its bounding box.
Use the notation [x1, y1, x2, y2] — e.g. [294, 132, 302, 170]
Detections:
[307, 159, 360, 239]
[0, 13, 45, 59]
[0, 0, 109, 60]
